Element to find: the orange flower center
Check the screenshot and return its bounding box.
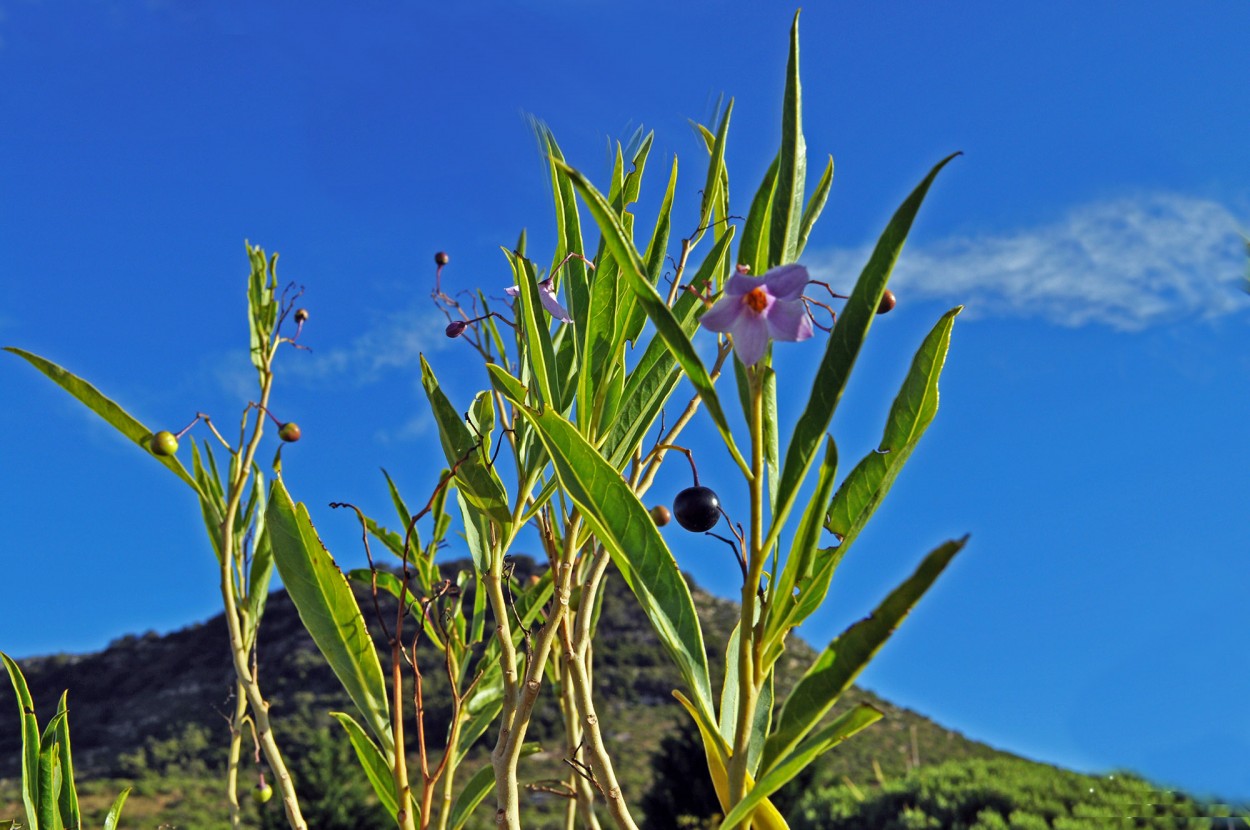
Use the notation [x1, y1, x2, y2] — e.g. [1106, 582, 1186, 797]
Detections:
[744, 286, 769, 313]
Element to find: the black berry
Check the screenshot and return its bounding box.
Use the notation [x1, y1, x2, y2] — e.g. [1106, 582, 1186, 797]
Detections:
[294, 308, 309, 324]
[673, 486, 720, 533]
[435, 251, 450, 266]
[446, 321, 467, 338]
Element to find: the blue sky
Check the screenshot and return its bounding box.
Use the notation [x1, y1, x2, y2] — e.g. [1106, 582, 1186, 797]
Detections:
[2, 0, 1249, 805]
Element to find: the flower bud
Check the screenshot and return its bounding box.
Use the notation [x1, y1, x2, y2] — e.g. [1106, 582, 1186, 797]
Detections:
[446, 321, 468, 338]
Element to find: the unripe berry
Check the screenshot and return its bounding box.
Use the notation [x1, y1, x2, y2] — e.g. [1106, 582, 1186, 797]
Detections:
[435, 251, 450, 266]
[294, 308, 309, 324]
[278, 422, 301, 443]
[877, 290, 897, 315]
[253, 783, 273, 804]
[150, 431, 179, 457]
[672, 486, 721, 533]
[649, 505, 672, 527]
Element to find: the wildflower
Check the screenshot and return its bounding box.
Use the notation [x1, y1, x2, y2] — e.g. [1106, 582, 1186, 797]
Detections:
[505, 278, 573, 323]
[700, 263, 813, 366]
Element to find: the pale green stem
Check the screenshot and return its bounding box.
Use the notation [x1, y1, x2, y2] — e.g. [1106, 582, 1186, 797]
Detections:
[225, 682, 247, 830]
[728, 366, 765, 824]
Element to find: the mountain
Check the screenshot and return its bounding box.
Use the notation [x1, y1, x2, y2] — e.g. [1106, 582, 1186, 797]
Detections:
[1, 558, 1011, 824]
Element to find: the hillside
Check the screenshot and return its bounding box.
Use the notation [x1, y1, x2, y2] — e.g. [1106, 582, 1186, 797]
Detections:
[2, 558, 1011, 825]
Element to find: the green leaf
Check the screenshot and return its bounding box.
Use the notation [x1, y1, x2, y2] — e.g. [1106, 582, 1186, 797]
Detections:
[795, 155, 833, 258]
[102, 787, 131, 830]
[600, 227, 736, 471]
[554, 159, 749, 475]
[826, 307, 962, 545]
[763, 436, 838, 658]
[420, 356, 512, 530]
[37, 711, 64, 830]
[739, 154, 779, 274]
[770, 11, 807, 267]
[695, 101, 734, 246]
[246, 243, 279, 379]
[266, 478, 393, 756]
[3, 652, 41, 829]
[772, 153, 960, 548]
[722, 704, 882, 830]
[542, 130, 589, 339]
[330, 711, 402, 824]
[620, 154, 678, 348]
[5, 347, 200, 493]
[52, 693, 78, 828]
[761, 536, 967, 775]
[508, 250, 564, 411]
[717, 626, 773, 777]
[448, 745, 540, 830]
[496, 393, 714, 721]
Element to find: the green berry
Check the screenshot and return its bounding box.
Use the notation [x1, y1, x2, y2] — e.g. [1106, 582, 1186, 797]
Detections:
[150, 431, 179, 457]
[278, 422, 301, 443]
[253, 783, 273, 804]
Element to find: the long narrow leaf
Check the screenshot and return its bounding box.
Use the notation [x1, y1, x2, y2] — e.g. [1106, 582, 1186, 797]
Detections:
[102, 787, 131, 830]
[5, 347, 200, 492]
[739, 154, 779, 274]
[770, 11, 806, 266]
[772, 153, 960, 546]
[266, 478, 393, 756]
[330, 711, 402, 824]
[826, 307, 962, 544]
[52, 692, 78, 828]
[761, 536, 967, 774]
[554, 159, 749, 474]
[2, 653, 41, 829]
[493, 382, 714, 720]
[795, 155, 833, 258]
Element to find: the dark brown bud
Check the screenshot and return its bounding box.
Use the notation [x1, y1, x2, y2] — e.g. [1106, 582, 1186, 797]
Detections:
[446, 321, 468, 338]
[435, 251, 450, 266]
[877, 290, 897, 315]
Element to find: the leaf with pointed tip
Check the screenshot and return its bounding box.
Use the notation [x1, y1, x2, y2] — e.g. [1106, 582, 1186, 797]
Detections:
[3, 652, 41, 827]
[695, 101, 734, 246]
[826, 307, 962, 546]
[53, 692, 79, 828]
[770, 11, 807, 267]
[266, 478, 393, 755]
[761, 536, 967, 775]
[619, 153, 679, 349]
[796, 155, 833, 258]
[103, 788, 131, 830]
[5, 347, 200, 492]
[554, 159, 749, 475]
[330, 712, 402, 823]
[772, 153, 960, 549]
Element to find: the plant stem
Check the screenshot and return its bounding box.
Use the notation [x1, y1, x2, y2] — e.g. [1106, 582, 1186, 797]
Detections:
[225, 682, 247, 830]
[728, 367, 766, 825]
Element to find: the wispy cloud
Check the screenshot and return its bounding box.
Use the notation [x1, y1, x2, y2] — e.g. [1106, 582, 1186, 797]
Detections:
[809, 193, 1248, 330]
[285, 305, 451, 387]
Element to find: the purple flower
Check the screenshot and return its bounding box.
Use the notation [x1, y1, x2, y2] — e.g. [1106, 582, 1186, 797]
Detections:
[506, 278, 573, 324]
[700, 264, 813, 366]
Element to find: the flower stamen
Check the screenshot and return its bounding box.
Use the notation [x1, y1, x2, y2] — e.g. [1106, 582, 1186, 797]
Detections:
[744, 287, 770, 313]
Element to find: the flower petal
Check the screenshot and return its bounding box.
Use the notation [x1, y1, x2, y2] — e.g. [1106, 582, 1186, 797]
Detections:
[724, 272, 765, 297]
[539, 284, 573, 323]
[505, 285, 521, 297]
[732, 314, 771, 366]
[762, 264, 809, 301]
[699, 295, 746, 333]
[764, 297, 814, 343]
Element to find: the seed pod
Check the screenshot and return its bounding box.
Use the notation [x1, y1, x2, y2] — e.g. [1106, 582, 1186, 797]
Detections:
[278, 422, 302, 443]
[150, 431, 179, 457]
[877, 290, 897, 314]
[673, 486, 721, 533]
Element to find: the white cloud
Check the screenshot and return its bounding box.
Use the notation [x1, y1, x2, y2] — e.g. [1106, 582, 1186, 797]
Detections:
[809, 193, 1249, 330]
[285, 305, 451, 386]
